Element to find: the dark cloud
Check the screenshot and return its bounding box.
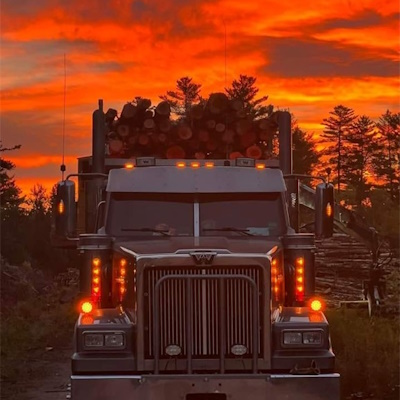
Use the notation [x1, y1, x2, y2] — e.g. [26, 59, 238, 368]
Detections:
[318, 9, 399, 30]
[1, 0, 51, 16]
[261, 37, 398, 78]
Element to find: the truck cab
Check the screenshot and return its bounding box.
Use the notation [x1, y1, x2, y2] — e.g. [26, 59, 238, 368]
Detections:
[53, 104, 339, 400]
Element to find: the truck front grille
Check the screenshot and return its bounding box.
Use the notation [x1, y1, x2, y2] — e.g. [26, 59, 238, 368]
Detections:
[143, 266, 263, 358]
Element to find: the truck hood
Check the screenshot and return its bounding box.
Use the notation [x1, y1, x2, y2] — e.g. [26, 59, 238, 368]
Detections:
[114, 236, 281, 256]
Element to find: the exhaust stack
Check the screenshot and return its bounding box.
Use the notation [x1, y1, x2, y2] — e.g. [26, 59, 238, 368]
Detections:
[278, 111, 292, 175]
[92, 99, 105, 174]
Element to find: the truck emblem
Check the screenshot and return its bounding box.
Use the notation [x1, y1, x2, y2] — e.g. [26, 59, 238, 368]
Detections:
[191, 252, 216, 265]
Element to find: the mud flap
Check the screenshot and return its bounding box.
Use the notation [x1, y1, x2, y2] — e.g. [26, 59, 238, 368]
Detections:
[71, 373, 340, 400]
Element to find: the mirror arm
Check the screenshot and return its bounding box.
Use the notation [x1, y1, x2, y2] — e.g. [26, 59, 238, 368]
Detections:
[66, 173, 108, 181]
[283, 174, 326, 184]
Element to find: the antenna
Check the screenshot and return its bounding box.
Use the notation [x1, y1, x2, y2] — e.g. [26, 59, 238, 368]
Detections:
[60, 53, 67, 180]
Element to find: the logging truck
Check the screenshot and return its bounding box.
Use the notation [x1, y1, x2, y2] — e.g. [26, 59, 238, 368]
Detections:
[53, 98, 340, 400]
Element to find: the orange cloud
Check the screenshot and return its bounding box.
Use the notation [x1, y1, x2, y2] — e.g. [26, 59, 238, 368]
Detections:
[1, 0, 398, 196]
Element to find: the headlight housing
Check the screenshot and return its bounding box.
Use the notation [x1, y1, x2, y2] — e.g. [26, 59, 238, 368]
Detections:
[83, 331, 125, 349]
[282, 330, 323, 347]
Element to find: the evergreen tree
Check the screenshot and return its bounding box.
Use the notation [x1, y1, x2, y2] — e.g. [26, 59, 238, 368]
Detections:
[372, 110, 400, 201]
[320, 105, 356, 193]
[0, 143, 28, 264]
[342, 115, 378, 206]
[292, 127, 320, 176]
[225, 75, 272, 119]
[160, 76, 202, 118]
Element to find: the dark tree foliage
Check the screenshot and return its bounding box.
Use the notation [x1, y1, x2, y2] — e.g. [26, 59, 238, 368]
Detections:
[321, 105, 357, 193]
[292, 126, 320, 176]
[372, 110, 400, 201]
[160, 76, 202, 118]
[342, 115, 379, 206]
[225, 75, 273, 119]
[0, 143, 28, 264]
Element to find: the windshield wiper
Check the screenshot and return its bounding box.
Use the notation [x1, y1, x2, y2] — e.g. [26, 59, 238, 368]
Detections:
[121, 228, 170, 236]
[202, 227, 254, 236]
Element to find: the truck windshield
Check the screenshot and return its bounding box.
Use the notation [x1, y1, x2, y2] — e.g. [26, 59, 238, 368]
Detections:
[199, 193, 285, 237]
[106, 193, 194, 237]
[106, 192, 286, 237]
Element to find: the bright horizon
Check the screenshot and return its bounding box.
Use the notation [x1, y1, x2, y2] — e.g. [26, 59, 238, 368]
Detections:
[1, 0, 399, 196]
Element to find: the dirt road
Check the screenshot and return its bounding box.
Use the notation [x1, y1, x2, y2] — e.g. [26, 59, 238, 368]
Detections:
[1, 348, 71, 400]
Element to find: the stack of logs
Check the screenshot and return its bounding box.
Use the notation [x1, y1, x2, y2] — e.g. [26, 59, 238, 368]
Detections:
[104, 93, 278, 159]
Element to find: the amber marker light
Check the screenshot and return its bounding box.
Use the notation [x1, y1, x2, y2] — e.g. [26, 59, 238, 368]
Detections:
[176, 161, 186, 168]
[57, 200, 65, 214]
[81, 301, 93, 314]
[92, 258, 101, 267]
[310, 298, 323, 312]
[205, 162, 214, 168]
[326, 203, 333, 217]
[256, 163, 266, 169]
[125, 163, 134, 169]
[191, 162, 200, 168]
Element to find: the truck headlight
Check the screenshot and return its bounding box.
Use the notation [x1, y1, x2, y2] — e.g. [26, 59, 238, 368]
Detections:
[283, 330, 323, 346]
[105, 333, 124, 347]
[84, 333, 104, 347]
[283, 332, 302, 345]
[302, 331, 322, 344]
[83, 331, 126, 349]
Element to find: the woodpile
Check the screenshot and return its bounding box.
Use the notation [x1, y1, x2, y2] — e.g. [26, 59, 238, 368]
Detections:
[104, 93, 278, 159]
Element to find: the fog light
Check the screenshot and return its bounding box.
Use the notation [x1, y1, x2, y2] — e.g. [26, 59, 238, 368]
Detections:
[165, 344, 182, 356]
[84, 333, 104, 347]
[231, 344, 247, 356]
[283, 332, 302, 345]
[303, 331, 322, 345]
[105, 333, 125, 347]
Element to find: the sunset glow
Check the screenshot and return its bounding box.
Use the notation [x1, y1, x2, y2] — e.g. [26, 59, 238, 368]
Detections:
[1, 0, 398, 194]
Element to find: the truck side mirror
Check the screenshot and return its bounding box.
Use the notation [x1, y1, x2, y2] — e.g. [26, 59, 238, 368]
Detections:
[54, 180, 77, 239]
[315, 183, 334, 238]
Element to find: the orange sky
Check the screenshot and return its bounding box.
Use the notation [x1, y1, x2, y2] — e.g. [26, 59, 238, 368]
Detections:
[1, 0, 399, 196]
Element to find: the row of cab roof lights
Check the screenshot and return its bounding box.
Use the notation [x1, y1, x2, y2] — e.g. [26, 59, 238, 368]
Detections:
[124, 157, 267, 170]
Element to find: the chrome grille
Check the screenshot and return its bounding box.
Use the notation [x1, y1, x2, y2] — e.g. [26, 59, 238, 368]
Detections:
[143, 266, 263, 358]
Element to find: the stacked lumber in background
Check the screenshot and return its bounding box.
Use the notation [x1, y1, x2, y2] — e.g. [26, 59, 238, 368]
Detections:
[104, 93, 278, 160]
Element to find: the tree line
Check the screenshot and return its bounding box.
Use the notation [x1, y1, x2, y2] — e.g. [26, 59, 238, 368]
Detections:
[1, 75, 398, 270]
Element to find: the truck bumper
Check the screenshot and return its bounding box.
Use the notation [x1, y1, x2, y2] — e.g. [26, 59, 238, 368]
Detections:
[71, 373, 340, 400]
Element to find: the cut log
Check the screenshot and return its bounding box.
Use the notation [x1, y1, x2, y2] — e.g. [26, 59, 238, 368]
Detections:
[222, 129, 235, 144]
[109, 139, 124, 155]
[137, 98, 152, 110]
[240, 131, 257, 148]
[229, 151, 244, 160]
[143, 118, 156, 130]
[207, 92, 229, 114]
[215, 123, 226, 133]
[138, 133, 150, 146]
[166, 145, 186, 159]
[117, 124, 129, 137]
[198, 129, 210, 142]
[105, 108, 118, 122]
[121, 103, 137, 119]
[236, 119, 252, 135]
[144, 110, 154, 119]
[246, 144, 262, 159]
[229, 98, 244, 112]
[157, 133, 168, 143]
[206, 120, 216, 130]
[128, 136, 136, 145]
[190, 104, 204, 120]
[206, 139, 218, 151]
[155, 101, 171, 116]
[194, 151, 206, 159]
[178, 124, 193, 140]
[158, 118, 171, 133]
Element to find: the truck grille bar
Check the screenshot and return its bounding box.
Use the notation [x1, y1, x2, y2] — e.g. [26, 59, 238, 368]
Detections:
[145, 267, 261, 374]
